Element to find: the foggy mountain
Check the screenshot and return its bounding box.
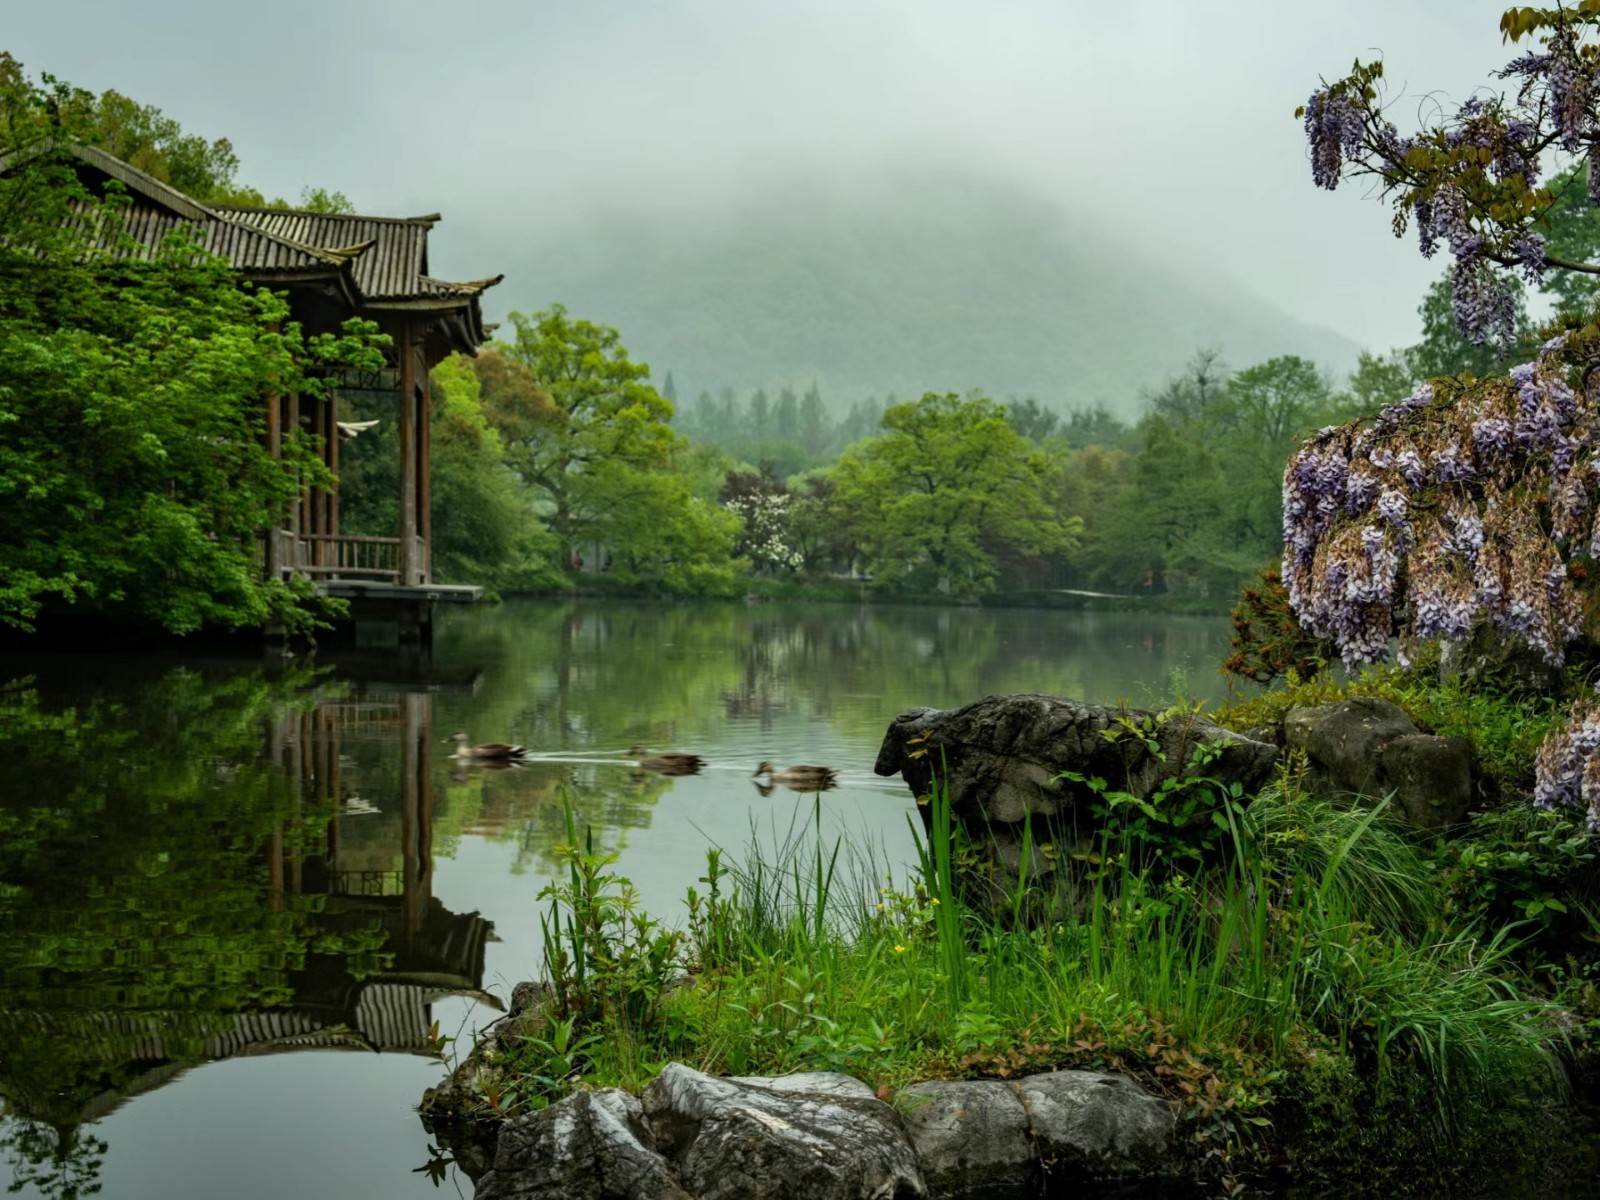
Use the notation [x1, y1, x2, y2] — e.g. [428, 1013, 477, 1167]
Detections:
[495, 170, 1362, 415]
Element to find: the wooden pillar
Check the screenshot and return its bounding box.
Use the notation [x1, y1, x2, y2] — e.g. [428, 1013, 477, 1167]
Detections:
[398, 321, 417, 583]
[287, 391, 302, 551]
[418, 345, 431, 583]
[264, 387, 283, 578]
[328, 397, 340, 542]
[321, 396, 335, 559]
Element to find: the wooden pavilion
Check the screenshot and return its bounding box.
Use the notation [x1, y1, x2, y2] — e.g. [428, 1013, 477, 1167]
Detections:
[34, 145, 503, 629]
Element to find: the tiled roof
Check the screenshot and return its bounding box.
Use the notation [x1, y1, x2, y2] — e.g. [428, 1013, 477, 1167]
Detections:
[214, 206, 443, 300]
[7, 144, 501, 336]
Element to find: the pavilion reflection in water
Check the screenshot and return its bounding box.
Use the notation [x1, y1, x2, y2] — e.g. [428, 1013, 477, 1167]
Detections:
[0, 671, 495, 1193]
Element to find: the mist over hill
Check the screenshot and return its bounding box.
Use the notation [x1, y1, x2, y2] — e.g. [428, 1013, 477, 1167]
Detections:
[494, 172, 1362, 416]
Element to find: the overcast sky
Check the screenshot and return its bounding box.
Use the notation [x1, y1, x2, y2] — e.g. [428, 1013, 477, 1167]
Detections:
[7, 0, 1527, 351]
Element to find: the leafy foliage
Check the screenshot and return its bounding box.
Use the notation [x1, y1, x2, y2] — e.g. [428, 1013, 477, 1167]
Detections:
[830, 392, 1080, 594]
[1223, 568, 1334, 685]
[0, 58, 384, 635]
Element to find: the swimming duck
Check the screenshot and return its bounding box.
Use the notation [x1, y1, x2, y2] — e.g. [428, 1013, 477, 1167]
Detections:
[753, 761, 838, 787]
[448, 732, 527, 761]
[630, 745, 705, 775]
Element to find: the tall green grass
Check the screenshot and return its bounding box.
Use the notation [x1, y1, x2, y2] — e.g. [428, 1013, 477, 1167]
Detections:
[499, 784, 1567, 1182]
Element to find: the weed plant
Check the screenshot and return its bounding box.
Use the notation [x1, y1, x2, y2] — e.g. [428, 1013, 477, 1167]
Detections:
[469, 780, 1570, 1190]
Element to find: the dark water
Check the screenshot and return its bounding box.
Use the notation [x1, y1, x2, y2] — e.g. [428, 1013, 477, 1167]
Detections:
[0, 600, 1241, 1199]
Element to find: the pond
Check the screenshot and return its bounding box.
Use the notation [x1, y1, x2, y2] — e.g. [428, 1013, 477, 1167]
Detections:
[0, 600, 1235, 1199]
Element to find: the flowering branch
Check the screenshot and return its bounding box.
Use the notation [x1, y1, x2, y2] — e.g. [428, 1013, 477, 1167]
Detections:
[1303, 4, 1600, 345]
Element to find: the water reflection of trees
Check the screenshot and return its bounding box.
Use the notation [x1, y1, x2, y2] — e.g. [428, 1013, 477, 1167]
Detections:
[433, 600, 1233, 755]
[0, 665, 495, 1198]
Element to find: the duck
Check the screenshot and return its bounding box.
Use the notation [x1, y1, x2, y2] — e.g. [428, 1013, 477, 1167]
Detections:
[448, 731, 527, 762]
[630, 745, 705, 775]
[753, 761, 839, 788]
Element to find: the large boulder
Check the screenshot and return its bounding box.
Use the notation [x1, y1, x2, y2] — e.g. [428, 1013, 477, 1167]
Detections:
[893, 1080, 1035, 1198]
[642, 1064, 926, 1200]
[477, 1089, 687, 1200]
[896, 1070, 1179, 1198]
[874, 694, 1278, 908]
[1282, 698, 1472, 830]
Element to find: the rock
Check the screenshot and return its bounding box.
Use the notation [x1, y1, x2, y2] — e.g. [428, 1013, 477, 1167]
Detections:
[1283, 698, 1472, 830]
[1379, 733, 1473, 830]
[895, 1080, 1035, 1198]
[726, 1071, 878, 1101]
[435, 1062, 1177, 1200]
[874, 695, 1278, 909]
[477, 1088, 689, 1200]
[896, 1071, 1178, 1198]
[876, 695, 1277, 825]
[1015, 1071, 1177, 1177]
[643, 1063, 926, 1200]
[1282, 698, 1417, 799]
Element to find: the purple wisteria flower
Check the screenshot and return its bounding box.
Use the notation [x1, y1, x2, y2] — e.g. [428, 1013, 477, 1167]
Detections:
[1472, 416, 1513, 459]
[1452, 260, 1517, 347]
[1305, 89, 1366, 190]
[1512, 231, 1546, 284]
[1536, 702, 1600, 830]
[1549, 46, 1592, 151]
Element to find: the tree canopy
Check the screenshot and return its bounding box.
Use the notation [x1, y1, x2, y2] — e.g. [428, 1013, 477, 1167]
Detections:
[830, 392, 1080, 595]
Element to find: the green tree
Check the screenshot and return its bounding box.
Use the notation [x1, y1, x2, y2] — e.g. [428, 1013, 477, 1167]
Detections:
[1345, 350, 1416, 416]
[498, 305, 678, 558]
[1004, 396, 1062, 442]
[0, 62, 383, 634]
[830, 392, 1080, 594]
[800, 382, 828, 454]
[747, 388, 771, 438]
[1075, 354, 1347, 598]
[492, 306, 740, 588]
[428, 356, 562, 592]
[774, 386, 799, 439]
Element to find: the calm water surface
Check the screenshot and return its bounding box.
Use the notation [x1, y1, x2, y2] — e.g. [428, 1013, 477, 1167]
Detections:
[0, 601, 1234, 1198]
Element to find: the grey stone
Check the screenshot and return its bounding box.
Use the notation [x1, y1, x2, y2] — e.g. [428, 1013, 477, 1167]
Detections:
[1283, 698, 1417, 799]
[874, 695, 1278, 908]
[726, 1071, 878, 1101]
[895, 1071, 1178, 1198]
[895, 1080, 1035, 1199]
[1282, 698, 1473, 830]
[1380, 733, 1473, 830]
[876, 695, 1277, 826]
[1016, 1071, 1177, 1177]
[477, 1088, 688, 1200]
[643, 1063, 926, 1200]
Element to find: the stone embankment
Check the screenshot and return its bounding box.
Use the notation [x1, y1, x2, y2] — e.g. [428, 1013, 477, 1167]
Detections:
[424, 1057, 1179, 1200]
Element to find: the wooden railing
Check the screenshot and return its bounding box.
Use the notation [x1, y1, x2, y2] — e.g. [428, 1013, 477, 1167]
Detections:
[296, 534, 402, 581]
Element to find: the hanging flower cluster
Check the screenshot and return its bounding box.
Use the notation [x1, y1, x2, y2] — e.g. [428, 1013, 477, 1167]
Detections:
[1282, 335, 1600, 827]
[1535, 698, 1600, 830]
[1302, 10, 1600, 347]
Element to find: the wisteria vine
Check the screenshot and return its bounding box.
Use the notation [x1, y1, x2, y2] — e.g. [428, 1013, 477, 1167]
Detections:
[1303, 9, 1600, 347]
[1282, 333, 1600, 829]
